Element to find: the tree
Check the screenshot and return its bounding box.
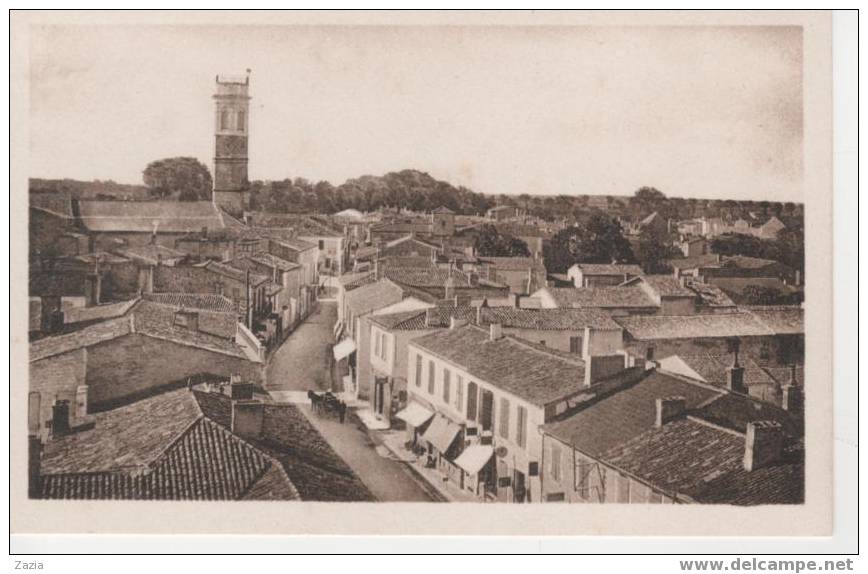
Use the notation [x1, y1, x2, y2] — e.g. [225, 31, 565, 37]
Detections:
[740, 285, 791, 306]
[543, 213, 635, 273]
[474, 224, 531, 257]
[636, 226, 674, 274]
[143, 157, 213, 201]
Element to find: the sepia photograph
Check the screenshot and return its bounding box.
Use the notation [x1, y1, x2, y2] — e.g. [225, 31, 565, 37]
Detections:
[9, 9, 843, 544]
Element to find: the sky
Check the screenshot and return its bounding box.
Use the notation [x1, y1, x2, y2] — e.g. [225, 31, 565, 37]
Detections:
[29, 25, 803, 202]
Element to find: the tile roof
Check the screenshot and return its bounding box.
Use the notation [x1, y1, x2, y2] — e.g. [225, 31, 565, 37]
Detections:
[722, 255, 783, 269]
[373, 306, 621, 332]
[234, 252, 300, 272]
[39, 389, 299, 501]
[668, 254, 723, 270]
[744, 306, 804, 335]
[763, 365, 804, 388]
[113, 244, 188, 265]
[574, 263, 643, 276]
[660, 354, 777, 388]
[633, 275, 695, 297]
[712, 277, 800, 297]
[615, 312, 773, 340]
[204, 260, 269, 286]
[542, 371, 720, 457]
[78, 201, 227, 233]
[195, 392, 375, 501]
[543, 287, 658, 309]
[30, 316, 133, 362]
[684, 279, 736, 308]
[142, 292, 236, 313]
[338, 270, 377, 291]
[410, 325, 587, 406]
[30, 192, 75, 218]
[692, 392, 804, 437]
[344, 278, 407, 317]
[480, 256, 547, 272]
[132, 301, 244, 357]
[601, 418, 804, 505]
[63, 299, 140, 325]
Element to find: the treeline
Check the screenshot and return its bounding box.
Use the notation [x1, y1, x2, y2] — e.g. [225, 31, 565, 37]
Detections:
[30, 178, 151, 201]
[248, 169, 493, 215]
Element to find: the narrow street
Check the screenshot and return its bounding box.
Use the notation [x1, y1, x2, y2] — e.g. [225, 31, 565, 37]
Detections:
[264, 301, 439, 502]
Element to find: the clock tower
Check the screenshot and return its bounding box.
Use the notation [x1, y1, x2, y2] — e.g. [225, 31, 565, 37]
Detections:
[212, 72, 251, 215]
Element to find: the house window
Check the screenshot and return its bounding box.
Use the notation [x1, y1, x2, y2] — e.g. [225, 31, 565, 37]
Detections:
[443, 369, 451, 403]
[318, 240, 325, 250]
[550, 443, 562, 482]
[374, 330, 381, 358]
[760, 342, 771, 361]
[466, 381, 478, 420]
[381, 333, 388, 360]
[575, 458, 591, 500]
[427, 361, 435, 394]
[645, 346, 655, 360]
[546, 493, 565, 502]
[539, 340, 546, 346]
[236, 110, 245, 131]
[414, 354, 422, 387]
[516, 405, 527, 448]
[220, 109, 230, 130]
[499, 398, 510, 439]
[569, 336, 583, 355]
[455, 375, 464, 412]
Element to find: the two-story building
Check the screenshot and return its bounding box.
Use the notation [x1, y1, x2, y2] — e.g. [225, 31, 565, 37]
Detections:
[404, 323, 631, 502]
[539, 368, 803, 504]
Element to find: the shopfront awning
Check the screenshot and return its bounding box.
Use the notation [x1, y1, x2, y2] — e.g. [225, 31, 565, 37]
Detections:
[454, 444, 494, 475]
[422, 415, 462, 454]
[395, 402, 434, 428]
[332, 338, 356, 361]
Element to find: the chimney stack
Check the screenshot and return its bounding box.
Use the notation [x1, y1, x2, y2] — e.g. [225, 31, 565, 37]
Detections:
[425, 307, 435, 328]
[51, 400, 70, 437]
[450, 316, 467, 330]
[726, 345, 747, 394]
[476, 304, 483, 326]
[489, 323, 503, 341]
[231, 399, 265, 440]
[655, 396, 686, 427]
[743, 421, 784, 472]
[75, 385, 89, 419]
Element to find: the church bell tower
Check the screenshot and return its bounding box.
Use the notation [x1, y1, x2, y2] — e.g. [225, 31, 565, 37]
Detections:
[212, 71, 251, 214]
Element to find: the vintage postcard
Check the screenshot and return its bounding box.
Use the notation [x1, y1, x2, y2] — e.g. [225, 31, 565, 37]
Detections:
[10, 10, 834, 537]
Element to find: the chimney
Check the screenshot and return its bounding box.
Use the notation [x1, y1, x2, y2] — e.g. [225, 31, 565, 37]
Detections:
[512, 293, 521, 308]
[84, 273, 102, 307]
[425, 307, 435, 328]
[231, 399, 265, 440]
[583, 354, 628, 387]
[74, 385, 89, 419]
[489, 323, 503, 341]
[374, 258, 382, 280]
[743, 421, 784, 472]
[781, 366, 803, 411]
[726, 352, 747, 395]
[476, 305, 483, 326]
[51, 400, 70, 437]
[655, 396, 686, 427]
[450, 316, 467, 330]
[229, 376, 255, 400]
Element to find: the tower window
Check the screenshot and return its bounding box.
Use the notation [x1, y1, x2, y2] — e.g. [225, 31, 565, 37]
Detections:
[237, 111, 245, 131]
[220, 110, 230, 130]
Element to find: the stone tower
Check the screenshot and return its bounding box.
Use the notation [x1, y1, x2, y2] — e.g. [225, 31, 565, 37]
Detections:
[212, 72, 251, 214]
